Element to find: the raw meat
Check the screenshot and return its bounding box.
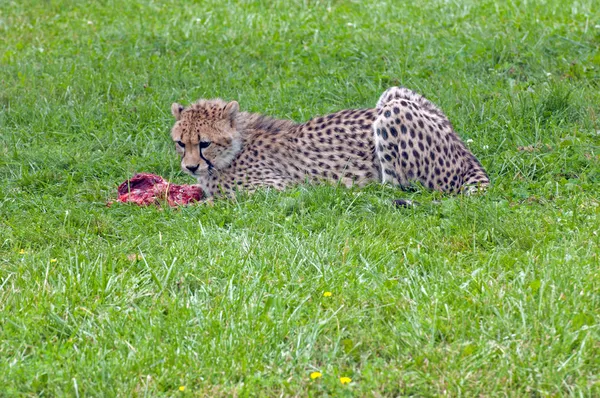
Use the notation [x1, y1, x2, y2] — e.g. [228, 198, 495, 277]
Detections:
[116, 173, 203, 207]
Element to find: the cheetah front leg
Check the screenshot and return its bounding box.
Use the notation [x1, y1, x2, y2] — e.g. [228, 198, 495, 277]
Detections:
[204, 172, 296, 198]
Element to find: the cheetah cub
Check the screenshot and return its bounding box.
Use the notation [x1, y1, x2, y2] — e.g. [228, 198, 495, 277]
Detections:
[169, 87, 489, 199]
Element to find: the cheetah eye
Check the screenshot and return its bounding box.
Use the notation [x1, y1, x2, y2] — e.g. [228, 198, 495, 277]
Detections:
[199, 141, 211, 149]
[176, 141, 185, 148]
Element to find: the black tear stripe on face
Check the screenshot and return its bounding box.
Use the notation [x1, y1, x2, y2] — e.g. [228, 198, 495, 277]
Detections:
[199, 149, 214, 170]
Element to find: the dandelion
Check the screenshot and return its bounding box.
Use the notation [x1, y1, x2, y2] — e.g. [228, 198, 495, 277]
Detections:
[310, 371, 322, 380]
[179, 386, 185, 392]
[340, 376, 352, 384]
[19, 249, 26, 254]
[323, 291, 332, 297]
[50, 259, 57, 263]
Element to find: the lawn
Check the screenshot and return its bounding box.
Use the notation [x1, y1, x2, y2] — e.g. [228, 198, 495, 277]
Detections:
[1, 0, 599, 395]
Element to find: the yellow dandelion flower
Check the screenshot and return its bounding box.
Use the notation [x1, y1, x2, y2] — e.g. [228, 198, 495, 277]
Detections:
[179, 386, 185, 392]
[19, 249, 26, 255]
[340, 376, 352, 384]
[50, 259, 57, 263]
[323, 291, 332, 297]
[310, 371, 322, 380]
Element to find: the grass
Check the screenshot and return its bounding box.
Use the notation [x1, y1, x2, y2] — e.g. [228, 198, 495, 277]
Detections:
[1, 0, 599, 395]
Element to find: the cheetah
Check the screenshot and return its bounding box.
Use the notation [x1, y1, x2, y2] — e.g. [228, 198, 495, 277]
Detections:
[169, 87, 489, 201]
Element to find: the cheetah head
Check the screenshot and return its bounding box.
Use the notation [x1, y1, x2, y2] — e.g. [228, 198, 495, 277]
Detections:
[170, 99, 242, 178]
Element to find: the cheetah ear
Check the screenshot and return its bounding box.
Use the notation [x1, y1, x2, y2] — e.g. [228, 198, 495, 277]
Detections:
[223, 101, 239, 127]
[171, 103, 184, 120]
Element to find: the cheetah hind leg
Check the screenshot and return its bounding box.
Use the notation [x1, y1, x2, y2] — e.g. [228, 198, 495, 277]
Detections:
[373, 88, 427, 207]
[374, 87, 489, 206]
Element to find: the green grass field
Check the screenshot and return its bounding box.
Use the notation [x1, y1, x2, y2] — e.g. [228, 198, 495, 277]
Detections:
[1, 0, 599, 395]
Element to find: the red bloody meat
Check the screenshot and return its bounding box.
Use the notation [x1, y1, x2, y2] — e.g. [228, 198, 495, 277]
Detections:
[116, 173, 203, 206]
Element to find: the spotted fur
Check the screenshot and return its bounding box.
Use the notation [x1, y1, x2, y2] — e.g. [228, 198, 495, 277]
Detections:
[374, 87, 489, 193]
[169, 87, 489, 198]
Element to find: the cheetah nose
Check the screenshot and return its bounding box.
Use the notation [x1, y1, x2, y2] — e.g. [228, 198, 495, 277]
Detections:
[186, 164, 199, 173]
